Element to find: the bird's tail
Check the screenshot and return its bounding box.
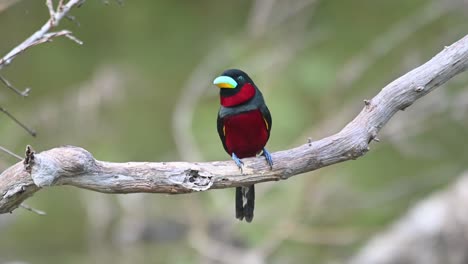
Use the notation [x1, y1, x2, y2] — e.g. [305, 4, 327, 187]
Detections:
[235, 185, 255, 222]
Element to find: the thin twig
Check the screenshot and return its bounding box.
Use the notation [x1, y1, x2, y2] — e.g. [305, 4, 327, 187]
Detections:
[65, 14, 80, 26]
[46, 0, 56, 26]
[0, 0, 83, 103]
[0, 146, 22, 160]
[34, 30, 80, 46]
[0, 75, 30, 97]
[0, 0, 83, 70]
[0, 106, 36, 137]
[19, 203, 46, 215]
[64, 32, 83, 45]
[57, 0, 65, 12]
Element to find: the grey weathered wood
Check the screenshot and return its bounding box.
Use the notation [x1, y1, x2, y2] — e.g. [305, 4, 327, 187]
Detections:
[1, 34, 468, 214]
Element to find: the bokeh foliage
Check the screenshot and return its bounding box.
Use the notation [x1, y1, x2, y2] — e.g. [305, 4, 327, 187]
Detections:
[0, 0, 467, 263]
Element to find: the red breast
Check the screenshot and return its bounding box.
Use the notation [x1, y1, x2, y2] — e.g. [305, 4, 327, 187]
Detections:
[223, 109, 269, 158]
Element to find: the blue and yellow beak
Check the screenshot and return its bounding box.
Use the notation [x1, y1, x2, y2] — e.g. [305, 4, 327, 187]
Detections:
[213, 76, 237, 89]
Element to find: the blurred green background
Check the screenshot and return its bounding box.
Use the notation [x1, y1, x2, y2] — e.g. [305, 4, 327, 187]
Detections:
[0, 0, 467, 263]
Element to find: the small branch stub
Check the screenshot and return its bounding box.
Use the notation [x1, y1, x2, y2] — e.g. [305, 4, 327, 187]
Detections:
[368, 127, 380, 143]
[24, 145, 35, 173]
[0, 75, 30, 97]
[20, 203, 46, 216]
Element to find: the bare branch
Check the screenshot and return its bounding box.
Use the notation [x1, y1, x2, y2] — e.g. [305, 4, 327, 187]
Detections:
[57, 0, 65, 11]
[0, 106, 36, 137]
[46, 0, 56, 26]
[0, 146, 22, 160]
[32, 30, 81, 46]
[0, 75, 30, 97]
[19, 203, 46, 215]
[63, 32, 83, 45]
[1, 34, 467, 214]
[0, 0, 83, 70]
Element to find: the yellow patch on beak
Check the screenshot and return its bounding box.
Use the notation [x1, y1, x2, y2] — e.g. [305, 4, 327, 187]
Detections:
[213, 76, 238, 89]
[216, 82, 235, 89]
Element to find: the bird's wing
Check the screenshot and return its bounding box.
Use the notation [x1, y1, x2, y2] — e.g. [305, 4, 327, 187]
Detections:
[217, 112, 229, 153]
[260, 104, 272, 137]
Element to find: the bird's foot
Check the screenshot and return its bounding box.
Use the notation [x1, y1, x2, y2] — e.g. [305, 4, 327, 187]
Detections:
[231, 153, 244, 173]
[262, 148, 273, 169]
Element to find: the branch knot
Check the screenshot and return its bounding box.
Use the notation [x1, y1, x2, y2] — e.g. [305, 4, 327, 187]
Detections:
[30, 146, 95, 187]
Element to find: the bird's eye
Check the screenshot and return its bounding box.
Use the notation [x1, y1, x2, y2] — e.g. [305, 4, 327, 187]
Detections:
[237, 76, 245, 82]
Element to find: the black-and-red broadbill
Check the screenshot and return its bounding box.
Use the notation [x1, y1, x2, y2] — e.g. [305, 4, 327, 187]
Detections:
[213, 69, 273, 222]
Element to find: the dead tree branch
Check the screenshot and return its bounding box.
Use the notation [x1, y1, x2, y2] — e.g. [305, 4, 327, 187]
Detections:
[0, 106, 37, 136]
[1, 34, 467, 214]
[0, 74, 30, 96]
[0, 0, 83, 70]
[0, 145, 22, 160]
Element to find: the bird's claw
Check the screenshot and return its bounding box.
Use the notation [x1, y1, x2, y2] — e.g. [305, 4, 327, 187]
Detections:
[231, 153, 244, 173]
[263, 148, 273, 169]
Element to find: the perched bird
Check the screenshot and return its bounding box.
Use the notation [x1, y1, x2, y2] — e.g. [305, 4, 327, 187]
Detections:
[213, 69, 273, 222]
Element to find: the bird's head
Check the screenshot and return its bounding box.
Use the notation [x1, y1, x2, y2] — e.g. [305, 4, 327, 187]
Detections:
[213, 69, 257, 107]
